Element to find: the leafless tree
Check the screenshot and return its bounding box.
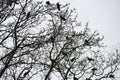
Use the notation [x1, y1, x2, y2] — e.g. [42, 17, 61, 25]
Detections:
[0, 0, 120, 80]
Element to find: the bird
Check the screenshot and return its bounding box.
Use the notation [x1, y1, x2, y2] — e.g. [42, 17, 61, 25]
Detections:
[46, 1, 51, 5]
[23, 70, 30, 77]
[109, 74, 115, 78]
[71, 58, 75, 62]
[60, 15, 66, 21]
[12, 0, 19, 4]
[66, 36, 70, 40]
[86, 78, 91, 80]
[62, 52, 67, 56]
[73, 74, 78, 80]
[50, 36, 55, 42]
[56, 2, 60, 10]
[72, 47, 76, 51]
[87, 57, 94, 61]
[23, 12, 26, 15]
[84, 39, 90, 45]
[91, 67, 97, 71]
[7, 0, 13, 6]
[26, 12, 30, 19]
[91, 67, 97, 74]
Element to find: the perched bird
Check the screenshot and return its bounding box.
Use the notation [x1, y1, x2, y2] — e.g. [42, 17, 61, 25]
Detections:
[23, 12, 26, 15]
[84, 39, 90, 45]
[73, 74, 78, 80]
[71, 58, 75, 62]
[24, 70, 30, 77]
[7, 0, 19, 6]
[72, 47, 76, 51]
[56, 2, 60, 10]
[87, 57, 94, 61]
[91, 67, 97, 74]
[62, 52, 67, 56]
[46, 1, 51, 5]
[60, 15, 66, 21]
[50, 36, 55, 42]
[66, 36, 69, 40]
[12, 0, 19, 4]
[91, 67, 97, 71]
[26, 12, 30, 19]
[86, 78, 91, 80]
[109, 74, 115, 78]
[7, 0, 13, 6]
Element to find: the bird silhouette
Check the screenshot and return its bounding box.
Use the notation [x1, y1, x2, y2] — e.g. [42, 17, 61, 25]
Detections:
[66, 36, 69, 40]
[86, 78, 91, 80]
[84, 39, 90, 45]
[50, 36, 55, 42]
[87, 57, 94, 61]
[46, 1, 51, 5]
[7, 0, 19, 6]
[62, 52, 67, 56]
[12, 0, 19, 4]
[72, 47, 76, 51]
[109, 74, 115, 78]
[26, 12, 30, 19]
[56, 2, 60, 10]
[24, 70, 30, 77]
[71, 58, 75, 62]
[60, 15, 66, 21]
[91, 67, 97, 71]
[23, 12, 26, 15]
[7, 0, 13, 6]
[73, 74, 78, 80]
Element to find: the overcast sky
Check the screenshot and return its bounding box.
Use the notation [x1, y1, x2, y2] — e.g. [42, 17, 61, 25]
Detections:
[43, 0, 120, 48]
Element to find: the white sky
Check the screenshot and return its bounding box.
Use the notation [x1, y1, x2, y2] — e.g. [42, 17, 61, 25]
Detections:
[43, 0, 120, 47]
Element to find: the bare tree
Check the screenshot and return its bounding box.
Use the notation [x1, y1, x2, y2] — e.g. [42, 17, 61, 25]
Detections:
[0, 0, 120, 80]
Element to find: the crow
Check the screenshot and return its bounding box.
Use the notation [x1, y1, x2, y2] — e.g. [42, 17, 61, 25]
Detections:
[86, 78, 91, 80]
[7, 0, 19, 6]
[72, 47, 76, 51]
[7, 0, 13, 6]
[50, 36, 55, 42]
[12, 0, 19, 4]
[46, 1, 51, 5]
[23, 12, 26, 15]
[60, 15, 66, 21]
[66, 36, 69, 40]
[73, 74, 78, 80]
[62, 52, 67, 56]
[109, 74, 115, 78]
[71, 58, 75, 62]
[26, 12, 30, 19]
[56, 2, 60, 10]
[91, 67, 97, 71]
[73, 77, 78, 80]
[24, 70, 30, 77]
[84, 39, 90, 45]
[87, 57, 94, 61]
